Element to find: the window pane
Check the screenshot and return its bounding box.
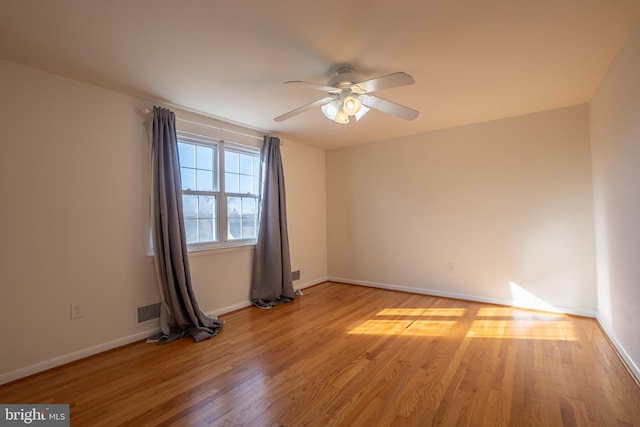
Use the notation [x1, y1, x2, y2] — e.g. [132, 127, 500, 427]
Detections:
[240, 175, 253, 194]
[227, 196, 241, 216]
[196, 170, 213, 192]
[225, 172, 239, 193]
[225, 151, 239, 173]
[198, 195, 214, 218]
[178, 143, 195, 168]
[242, 218, 256, 239]
[227, 196, 258, 240]
[196, 145, 213, 170]
[181, 167, 195, 190]
[198, 218, 214, 242]
[199, 195, 215, 242]
[242, 198, 258, 239]
[227, 197, 240, 239]
[184, 219, 197, 243]
[225, 150, 260, 196]
[183, 195, 198, 219]
[239, 153, 253, 174]
[182, 195, 216, 244]
[243, 197, 257, 214]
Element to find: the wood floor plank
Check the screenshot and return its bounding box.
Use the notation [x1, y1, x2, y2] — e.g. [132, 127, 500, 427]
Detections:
[1, 282, 639, 426]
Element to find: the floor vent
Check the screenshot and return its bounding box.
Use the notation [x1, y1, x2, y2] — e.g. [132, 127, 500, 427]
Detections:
[137, 302, 161, 324]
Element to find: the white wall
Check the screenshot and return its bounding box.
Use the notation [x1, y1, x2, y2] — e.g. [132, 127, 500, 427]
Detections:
[590, 19, 640, 377]
[327, 105, 597, 314]
[0, 59, 157, 381]
[0, 59, 328, 383]
[281, 137, 328, 284]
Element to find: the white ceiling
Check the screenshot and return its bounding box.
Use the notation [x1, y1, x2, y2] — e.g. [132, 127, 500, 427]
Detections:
[1, 0, 639, 150]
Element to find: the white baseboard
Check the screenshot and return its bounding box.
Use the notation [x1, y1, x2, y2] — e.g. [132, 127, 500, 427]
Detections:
[206, 300, 253, 317]
[0, 328, 160, 386]
[595, 314, 640, 384]
[204, 277, 329, 318]
[328, 276, 597, 318]
[297, 276, 329, 291]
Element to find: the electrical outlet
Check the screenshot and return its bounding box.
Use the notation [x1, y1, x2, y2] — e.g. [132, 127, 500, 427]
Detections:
[70, 303, 84, 320]
[447, 262, 455, 273]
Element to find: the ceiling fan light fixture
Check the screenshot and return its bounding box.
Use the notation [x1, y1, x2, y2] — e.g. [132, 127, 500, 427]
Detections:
[342, 95, 361, 115]
[321, 100, 340, 120]
[334, 109, 349, 124]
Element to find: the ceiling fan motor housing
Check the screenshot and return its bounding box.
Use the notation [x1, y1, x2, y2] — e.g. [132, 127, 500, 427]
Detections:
[329, 67, 359, 89]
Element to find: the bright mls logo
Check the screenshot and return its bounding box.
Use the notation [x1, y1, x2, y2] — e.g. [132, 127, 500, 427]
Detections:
[1, 404, 69, 426]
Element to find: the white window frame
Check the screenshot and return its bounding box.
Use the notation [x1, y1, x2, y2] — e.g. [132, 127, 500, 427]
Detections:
[177, 130, 261, 251]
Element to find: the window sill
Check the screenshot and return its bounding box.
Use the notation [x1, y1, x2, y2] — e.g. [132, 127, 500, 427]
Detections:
[186, 241, 256, 257]
[147, 241, 256, 260]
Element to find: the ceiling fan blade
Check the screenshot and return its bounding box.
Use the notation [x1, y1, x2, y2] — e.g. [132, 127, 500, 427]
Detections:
[284, 80, 341, 93]
[360, 95, 419, 121]
[351, 72, 415, 94]
[274, 96, 335, 122]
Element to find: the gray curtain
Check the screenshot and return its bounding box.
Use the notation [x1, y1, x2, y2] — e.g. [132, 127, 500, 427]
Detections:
[150, 106, 223, 343]
[250, 135, 295, 309]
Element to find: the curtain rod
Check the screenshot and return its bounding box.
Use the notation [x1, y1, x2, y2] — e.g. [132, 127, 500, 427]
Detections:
[142, 107, 268, 142]
[176, 117, 264, 141]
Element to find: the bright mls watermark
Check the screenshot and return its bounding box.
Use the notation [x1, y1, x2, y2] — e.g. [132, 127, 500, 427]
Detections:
[1, 405, 69, 426]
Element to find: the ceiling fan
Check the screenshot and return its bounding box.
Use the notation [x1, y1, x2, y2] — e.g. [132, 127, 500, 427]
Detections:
[274, 66, 419, 124]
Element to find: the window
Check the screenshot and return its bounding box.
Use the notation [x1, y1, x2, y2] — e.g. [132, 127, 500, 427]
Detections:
[177, 132, 261, 249]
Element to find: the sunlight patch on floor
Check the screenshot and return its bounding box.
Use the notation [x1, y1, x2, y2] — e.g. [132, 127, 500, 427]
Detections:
[347, 299, 575, 340]
[348, 320, 457, 336]
[377, 307, 466, 317]
[466, 319, 575, 340]
[477, 307, 567, 320]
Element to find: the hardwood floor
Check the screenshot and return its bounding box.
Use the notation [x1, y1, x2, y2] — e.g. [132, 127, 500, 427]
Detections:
[1, 282, 639, 426]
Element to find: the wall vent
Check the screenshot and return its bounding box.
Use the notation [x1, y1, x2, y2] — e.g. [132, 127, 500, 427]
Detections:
[292, 270, 301, 281]
[137, 302, 161, 324]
